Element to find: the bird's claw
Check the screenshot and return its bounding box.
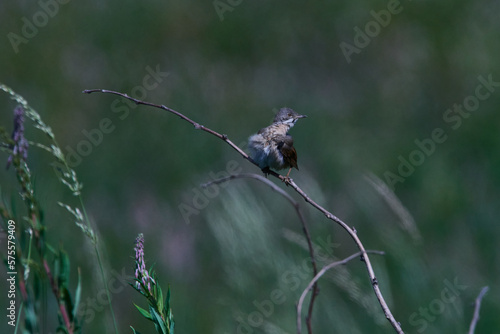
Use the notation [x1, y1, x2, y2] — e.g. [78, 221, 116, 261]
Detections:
[283, 176, 292, 185]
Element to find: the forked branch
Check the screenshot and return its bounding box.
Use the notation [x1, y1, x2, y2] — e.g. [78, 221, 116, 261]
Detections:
[202, 173, 319, 333]
[296, 250, 385, 333]
[83, 89, 404, 333]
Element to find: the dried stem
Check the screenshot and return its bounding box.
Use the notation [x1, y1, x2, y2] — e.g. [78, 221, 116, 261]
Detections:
[202, 173, 319, 332]
[296, 250, 385, 334]
[468, 286, 489, 334]
[284, 179, 404, 333]
[84, 89, 405, 333]
[83, 89, 250, 161]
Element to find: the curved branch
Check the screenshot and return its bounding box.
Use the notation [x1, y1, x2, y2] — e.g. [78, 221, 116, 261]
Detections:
[296, 250, 385, 334]
[202, 173, 293, 202]
[284, 179, 403, 333]
[203, 173, 319, 332]
[83, 89, 251, 161]
[84, 89, 405, 333]
[468, 286, 489, 334]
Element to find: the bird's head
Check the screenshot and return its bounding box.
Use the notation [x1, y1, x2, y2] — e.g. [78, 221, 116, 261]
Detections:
[273, 108, 307, 127]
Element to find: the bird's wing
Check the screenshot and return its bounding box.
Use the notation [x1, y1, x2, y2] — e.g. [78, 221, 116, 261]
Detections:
[277, 135, 299, 170]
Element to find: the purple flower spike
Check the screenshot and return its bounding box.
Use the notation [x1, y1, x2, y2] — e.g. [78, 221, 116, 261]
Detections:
[134, 233, 156, 295]
[7, 106, 29, 169]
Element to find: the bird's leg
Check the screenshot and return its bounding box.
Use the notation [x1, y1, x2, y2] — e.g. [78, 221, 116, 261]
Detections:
[283, 168, 293, 185]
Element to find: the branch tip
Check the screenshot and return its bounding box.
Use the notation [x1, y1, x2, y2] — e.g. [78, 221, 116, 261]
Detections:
[468, 286, 489, 334]
[83, 88, 405, 334]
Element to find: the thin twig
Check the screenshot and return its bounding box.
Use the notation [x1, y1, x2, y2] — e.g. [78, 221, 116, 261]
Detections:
[202, 173, 292, 201]
[285, 179, 404, 333]
[297, 250, 385, 334]
[83, 89, 251, 162]
[84, 89, 405, 333]
[468, 286, 489, 334]
[203, 173, 319, 332]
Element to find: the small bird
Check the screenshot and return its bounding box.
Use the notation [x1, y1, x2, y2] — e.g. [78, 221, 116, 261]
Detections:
[248, 108, 307, 178]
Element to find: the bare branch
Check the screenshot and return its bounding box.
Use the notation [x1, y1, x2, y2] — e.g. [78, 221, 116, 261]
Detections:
[468, 286, 489, 334]
[297, 250, 385, 334]
[83, 89, 251, 162]
[202, 173, 293, 202]
[285, 179, 404, 333]
[84, 89, 405, 333]
[203, 173, 320, 332]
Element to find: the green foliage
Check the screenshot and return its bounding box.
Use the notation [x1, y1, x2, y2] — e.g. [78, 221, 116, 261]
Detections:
[0, 85, 83, 333]
[131, 234, 175, 334]
[0, 86, 117, 334]
[2, 1, 500, 332]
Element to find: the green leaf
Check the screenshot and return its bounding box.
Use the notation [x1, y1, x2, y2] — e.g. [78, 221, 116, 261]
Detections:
[46, 242, 57, 255]
[60, 286, 74, 322]
[129, 281, 142, 293]
[165, 286, 174, 333]
[149, 305, 167, 334]
[57, 248, 70, 286]
[56, 324, 69, 334]
[130, 326, 142, 334]
[169, 321, 175, 334]
[157, 284, 164, 313]
[165, 286, 171, 312]
[134, 304, 153, 321]
[73, 267, 82, 320]
[23, 299, 38, 332]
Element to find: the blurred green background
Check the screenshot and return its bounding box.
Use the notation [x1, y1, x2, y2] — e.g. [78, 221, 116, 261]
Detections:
[1, 0, 499, 333]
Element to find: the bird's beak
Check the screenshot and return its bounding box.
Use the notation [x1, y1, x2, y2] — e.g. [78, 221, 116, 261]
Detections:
[297, 114, 307, 119]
